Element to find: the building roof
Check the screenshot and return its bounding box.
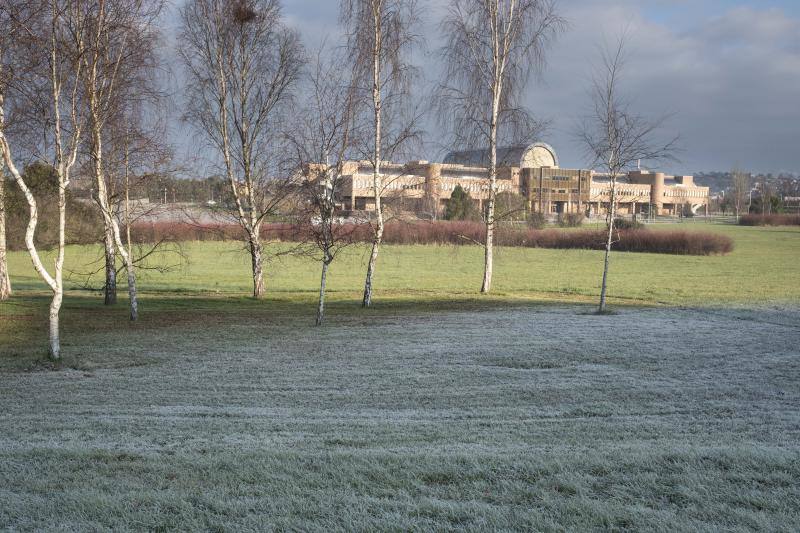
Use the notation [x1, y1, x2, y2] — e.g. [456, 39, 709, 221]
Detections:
[443, 142, 559, 168]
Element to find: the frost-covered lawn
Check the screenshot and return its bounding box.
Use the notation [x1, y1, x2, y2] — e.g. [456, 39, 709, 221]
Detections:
[1, 303, 799, 530]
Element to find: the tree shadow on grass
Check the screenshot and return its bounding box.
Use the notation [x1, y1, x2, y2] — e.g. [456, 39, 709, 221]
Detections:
[2, 291, 658, 372]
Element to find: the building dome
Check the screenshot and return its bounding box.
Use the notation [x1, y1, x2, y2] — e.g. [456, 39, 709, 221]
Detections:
[520, 142, 558, 168]
[443, 142, 559, 169]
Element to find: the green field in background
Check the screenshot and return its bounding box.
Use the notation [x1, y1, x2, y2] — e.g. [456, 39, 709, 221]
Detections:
[4, 223, 799, 307]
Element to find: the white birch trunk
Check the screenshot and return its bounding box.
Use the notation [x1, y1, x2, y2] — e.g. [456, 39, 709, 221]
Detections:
[93, 129, 117, 306]
[86, 52, 118, 306]
[0, 4, 83, 359]
[250, 234, 265, 299]
[598, 176, 617, 313]
[214, 54, 266, 300]
[90, 104, 138, 315]
[123, 159, 137, 320]
[481, 91, 501, 294]
[0, 65, 11, 301]
[111, 222, 137, 321]
[0, 157, 11, 300]
[48, 267, 64, 361]
[50, 148, 67, 359]
[125, 262, 137, 320]
[1, 131, 63, 358]
[481, 6, 506, 295]
[103, 225, 117, 305]
[316, 258, 329, 326]
[363, 7, 383, 308]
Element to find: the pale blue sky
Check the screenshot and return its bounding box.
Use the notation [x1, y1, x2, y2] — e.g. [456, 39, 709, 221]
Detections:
[167, 0, 800, 174]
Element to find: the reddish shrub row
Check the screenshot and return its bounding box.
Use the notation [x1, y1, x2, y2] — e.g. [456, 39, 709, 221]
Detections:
[606, 229, 733, 255]
[127, 222, 307, 243]
[129, 222, 245, 242]
[372, 221, 731, 255]
[739, 214, 800, 226]
[129, 220, 733, 256]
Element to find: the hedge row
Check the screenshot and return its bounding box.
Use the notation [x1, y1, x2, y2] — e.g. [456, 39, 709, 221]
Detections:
[128, 220, 733, 256]
[739, 214, 800, 226]
[381, 222, 732, 255]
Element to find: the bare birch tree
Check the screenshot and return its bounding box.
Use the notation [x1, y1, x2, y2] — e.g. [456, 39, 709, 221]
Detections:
[730, 167, 751, 220]
[0, 0, 86, 358]
[577, 36, 676, 314]
[95, 99, 171, 320]
[288, 53, 359, 326]
[0, 162, 9, 301]
[436, 0, 564, 293]
[0, 2, 20, 302]
[74, 0, 163, 319]
[340, 0, 419, 308]
[179, 0, 303, 298]
[111, 105, 173, 273]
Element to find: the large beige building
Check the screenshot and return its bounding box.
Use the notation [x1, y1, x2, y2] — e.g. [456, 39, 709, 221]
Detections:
[335, 143, 709, 217]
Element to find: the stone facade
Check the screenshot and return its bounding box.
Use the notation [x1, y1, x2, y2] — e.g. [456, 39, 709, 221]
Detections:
[334, 143, 709, 217]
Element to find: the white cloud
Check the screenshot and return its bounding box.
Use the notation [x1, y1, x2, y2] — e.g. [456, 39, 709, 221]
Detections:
[167, 0, 800, 173]
[533, 1, 800, 172]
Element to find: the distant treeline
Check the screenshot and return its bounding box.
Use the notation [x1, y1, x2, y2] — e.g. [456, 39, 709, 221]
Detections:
[71, 173, 235, 206]
[695, 171, 800, 195]
[3, 163, 101, 251]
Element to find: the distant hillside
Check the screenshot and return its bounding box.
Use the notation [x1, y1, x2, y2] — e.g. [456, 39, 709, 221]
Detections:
[693, 171, 800, 195]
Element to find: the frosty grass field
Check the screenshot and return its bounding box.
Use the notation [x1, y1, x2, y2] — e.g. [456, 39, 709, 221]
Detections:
[1, 223, 799, 530]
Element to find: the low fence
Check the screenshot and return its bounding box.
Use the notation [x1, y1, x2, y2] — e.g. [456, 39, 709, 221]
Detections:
[642, 215, 738, 225]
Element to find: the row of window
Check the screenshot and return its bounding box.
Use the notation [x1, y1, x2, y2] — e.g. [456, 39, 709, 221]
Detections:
[352, 178, 513, 194]
[352, 179, 425, 190]
[538, 176, 588, 182]
[587, 187, 706, 199]
[532, 188, 582, 194]
[667, 190, 705, 198]
[351, 178, 705, 200]
[439, 182, 513, 192]
[590, 188, 650, 196]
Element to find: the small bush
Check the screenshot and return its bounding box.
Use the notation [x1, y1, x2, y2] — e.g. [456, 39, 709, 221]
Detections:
[739, 214, 800, 226]
[527, 212, 547, 229]
[4, 167, 102, 251]
[613, 218, 645, 230]
[557, 213, 584, 228]
[495, 192, 528, 221]
[443, 185, 480, 221]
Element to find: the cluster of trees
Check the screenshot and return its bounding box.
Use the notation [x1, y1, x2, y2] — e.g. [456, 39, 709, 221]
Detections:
[2, 163, 101, 250]
[712, 170, 792, 218]
[1, 0, 677, 358]
[91, 174, 234, 206]
[443, 188, 529, 223]
[696, 171, 800, 196]
[1, 0, 168, 355]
